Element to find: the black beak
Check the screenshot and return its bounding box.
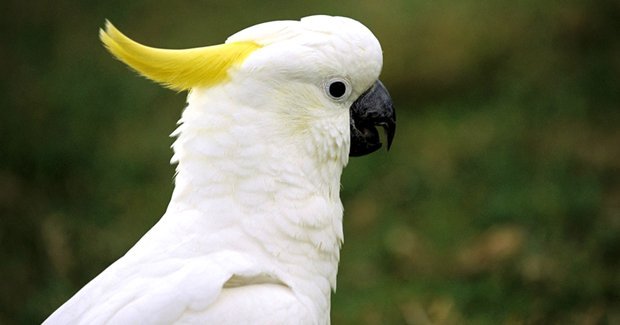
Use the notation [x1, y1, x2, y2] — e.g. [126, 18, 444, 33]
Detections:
[349, 80, 396, 157]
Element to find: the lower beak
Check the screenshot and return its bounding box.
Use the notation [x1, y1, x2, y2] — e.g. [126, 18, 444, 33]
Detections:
[349, 80, 396, 157]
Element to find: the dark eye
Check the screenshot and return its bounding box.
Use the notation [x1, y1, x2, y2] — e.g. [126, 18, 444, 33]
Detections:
[325, 77, 351, 101]
[328, 81, 347, 98]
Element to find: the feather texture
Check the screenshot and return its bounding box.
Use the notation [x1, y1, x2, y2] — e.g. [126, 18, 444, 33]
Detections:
[100, 21, 261, 91]
[46, 15, 385, 325]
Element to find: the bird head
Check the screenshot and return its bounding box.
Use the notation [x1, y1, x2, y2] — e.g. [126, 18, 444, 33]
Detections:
[100, 16, 395, 160]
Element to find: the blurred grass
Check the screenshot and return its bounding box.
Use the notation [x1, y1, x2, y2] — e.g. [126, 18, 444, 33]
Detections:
[1, 0, 619, 324]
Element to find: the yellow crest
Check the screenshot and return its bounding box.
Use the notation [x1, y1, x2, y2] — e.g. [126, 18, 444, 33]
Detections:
[100, 21, 261, 91]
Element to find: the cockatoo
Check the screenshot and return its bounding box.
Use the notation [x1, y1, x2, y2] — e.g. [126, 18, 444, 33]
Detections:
[45, 15, 395, 324]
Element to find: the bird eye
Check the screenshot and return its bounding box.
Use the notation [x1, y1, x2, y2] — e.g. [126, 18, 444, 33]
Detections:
[325, 78, 351, 101]
[329, 81, 346, 98]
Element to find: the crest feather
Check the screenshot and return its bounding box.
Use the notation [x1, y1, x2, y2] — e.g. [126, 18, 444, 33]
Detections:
[100, 21, 261, 91]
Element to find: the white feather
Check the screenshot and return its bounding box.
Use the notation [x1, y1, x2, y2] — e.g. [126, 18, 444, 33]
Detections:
[45, 15, 383, 325]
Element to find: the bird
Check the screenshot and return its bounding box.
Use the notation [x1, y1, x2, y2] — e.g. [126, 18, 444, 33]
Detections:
[44, 15, 395, 324]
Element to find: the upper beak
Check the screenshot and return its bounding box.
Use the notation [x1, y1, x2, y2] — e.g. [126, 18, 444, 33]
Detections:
[349, 80, 396, 157]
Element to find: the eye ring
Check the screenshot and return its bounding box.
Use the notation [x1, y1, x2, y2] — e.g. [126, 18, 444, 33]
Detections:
[325, 77, 351, 101]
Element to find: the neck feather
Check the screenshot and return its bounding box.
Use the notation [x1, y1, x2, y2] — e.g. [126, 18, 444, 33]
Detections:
[165, 87, 349, 308]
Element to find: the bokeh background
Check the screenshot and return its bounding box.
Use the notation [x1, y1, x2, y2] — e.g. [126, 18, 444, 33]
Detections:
[2, 0, 619, 324]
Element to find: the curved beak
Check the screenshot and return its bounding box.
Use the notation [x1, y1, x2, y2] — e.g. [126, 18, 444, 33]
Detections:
[349, 80, 396, 157]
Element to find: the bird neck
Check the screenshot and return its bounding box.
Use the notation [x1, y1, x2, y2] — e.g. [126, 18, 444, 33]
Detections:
[165, 87, 348, 313]
[168, 88, 348, 216]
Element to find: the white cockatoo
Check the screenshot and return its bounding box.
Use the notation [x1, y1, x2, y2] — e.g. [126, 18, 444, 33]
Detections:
[45, 15, 395, 324]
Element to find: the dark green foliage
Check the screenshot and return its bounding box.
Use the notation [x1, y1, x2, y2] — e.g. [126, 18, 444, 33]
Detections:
[1, 0, 618, 323]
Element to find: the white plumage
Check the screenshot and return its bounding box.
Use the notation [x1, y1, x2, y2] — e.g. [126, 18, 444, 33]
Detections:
[45, 15, 393, 324]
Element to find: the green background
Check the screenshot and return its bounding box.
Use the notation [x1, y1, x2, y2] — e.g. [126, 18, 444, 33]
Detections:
[2, 0, 619, 323]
